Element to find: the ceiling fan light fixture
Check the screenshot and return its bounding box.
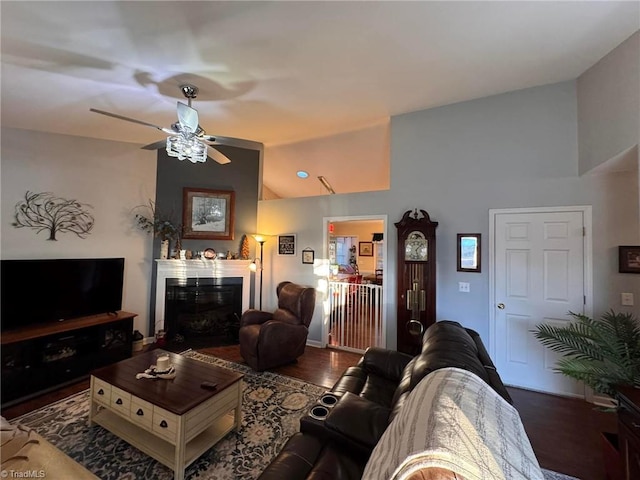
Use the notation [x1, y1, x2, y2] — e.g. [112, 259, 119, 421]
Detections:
[189, 141, 207, 163]
[166, 135, 207, 163]
[166, 136, 180, 157]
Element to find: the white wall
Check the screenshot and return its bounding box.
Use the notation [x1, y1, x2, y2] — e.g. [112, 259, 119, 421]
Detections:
[577, 31, 639, 174]
[1, 127, 157, 335]
[258, 81, 639, 349]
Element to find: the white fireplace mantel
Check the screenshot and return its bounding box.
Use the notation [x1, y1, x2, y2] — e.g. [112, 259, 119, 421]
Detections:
[154, 259, 252, 334]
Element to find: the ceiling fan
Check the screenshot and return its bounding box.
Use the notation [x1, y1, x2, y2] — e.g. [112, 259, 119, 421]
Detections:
[90, 84, 245, 164]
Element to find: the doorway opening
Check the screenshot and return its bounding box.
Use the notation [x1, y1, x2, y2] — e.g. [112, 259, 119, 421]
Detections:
[323, 215, 387, 352]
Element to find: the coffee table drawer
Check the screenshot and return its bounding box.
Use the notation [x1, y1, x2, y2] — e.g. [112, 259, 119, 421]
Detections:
[110, 386, 131, 416]
[130, 396, 153, 430]
[152, 405, 178, 442]
[92, 377, 111, 405]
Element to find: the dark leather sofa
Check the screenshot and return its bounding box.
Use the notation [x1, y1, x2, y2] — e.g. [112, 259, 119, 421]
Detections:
[258, 320, 512, 480]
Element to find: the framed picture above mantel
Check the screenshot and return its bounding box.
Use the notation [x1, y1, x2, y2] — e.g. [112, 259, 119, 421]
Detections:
[182, 188, 235, 240]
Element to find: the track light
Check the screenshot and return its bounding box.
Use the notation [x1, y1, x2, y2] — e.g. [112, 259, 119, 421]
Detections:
[318, 176, 335, 194]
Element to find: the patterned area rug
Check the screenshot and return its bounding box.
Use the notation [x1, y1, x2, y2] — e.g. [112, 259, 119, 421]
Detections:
[14, 351, 579, 480]
[14, 352, 325, 479]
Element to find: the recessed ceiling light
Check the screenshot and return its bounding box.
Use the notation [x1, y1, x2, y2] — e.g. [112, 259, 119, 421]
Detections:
[296, 170, 309, 179]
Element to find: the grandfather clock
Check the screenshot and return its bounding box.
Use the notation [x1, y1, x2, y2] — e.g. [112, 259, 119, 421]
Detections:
[395, 209, 438, 355]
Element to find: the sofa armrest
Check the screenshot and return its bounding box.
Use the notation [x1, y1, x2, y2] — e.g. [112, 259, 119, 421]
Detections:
[466, 328, 513, 404]
[323, 392, 391, 456]
[240, 309, 273, 327]
[362, 347, 414, 382]
[257, 432, 324, 480]
[257, 321, 307, 348]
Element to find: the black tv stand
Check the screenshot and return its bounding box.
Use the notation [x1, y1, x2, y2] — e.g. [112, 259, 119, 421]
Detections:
[1, 311, 136, 408]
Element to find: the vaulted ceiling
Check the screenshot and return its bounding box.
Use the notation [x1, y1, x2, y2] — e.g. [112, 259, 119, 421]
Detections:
[1, 1, 638, 197]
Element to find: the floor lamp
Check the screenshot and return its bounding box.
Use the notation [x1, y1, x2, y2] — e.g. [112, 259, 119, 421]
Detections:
[251, 235, 267, 310]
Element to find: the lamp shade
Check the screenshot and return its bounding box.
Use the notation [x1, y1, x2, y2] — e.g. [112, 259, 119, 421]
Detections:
[372, 233, 384, 242]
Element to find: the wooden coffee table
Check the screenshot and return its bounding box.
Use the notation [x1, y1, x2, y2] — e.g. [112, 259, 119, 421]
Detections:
[88, 350, 243, 480]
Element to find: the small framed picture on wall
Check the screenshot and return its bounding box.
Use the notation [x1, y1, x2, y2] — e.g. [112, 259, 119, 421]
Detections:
[302, 249, 315, 264]
[359, 241, 374, 256]
[619, 245, 640, 273]
[277, 234, 296, 255]
[457, 233, 481, 273]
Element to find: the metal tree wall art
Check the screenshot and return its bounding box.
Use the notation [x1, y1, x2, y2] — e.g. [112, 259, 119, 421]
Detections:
[12, 191, 94, 241]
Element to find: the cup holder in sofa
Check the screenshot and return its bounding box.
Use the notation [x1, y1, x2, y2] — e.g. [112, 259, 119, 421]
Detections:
[319, 393, 339, 408]
[309, 405, 329, 421]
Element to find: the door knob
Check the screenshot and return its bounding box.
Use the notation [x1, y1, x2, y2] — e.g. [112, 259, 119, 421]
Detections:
[497, 303, 505, 310]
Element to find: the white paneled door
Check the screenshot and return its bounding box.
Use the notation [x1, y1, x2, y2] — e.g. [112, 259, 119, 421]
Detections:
[491, 207, 591, 398]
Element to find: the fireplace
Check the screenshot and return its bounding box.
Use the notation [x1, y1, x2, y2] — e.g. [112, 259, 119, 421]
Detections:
[155, 260, 253, 339]
[164, 277, 242, 347]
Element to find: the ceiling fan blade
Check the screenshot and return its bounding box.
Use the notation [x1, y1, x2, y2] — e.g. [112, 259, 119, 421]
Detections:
[176, 102, 199, 133]
[141, 140, 168, 151]
[206, 145, 232, 165]
[201, 134, 263, 150]
[90, 108, 176, 134]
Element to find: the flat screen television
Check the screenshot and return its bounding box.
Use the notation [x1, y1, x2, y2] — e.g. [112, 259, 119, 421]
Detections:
[1, 258, 124, 332]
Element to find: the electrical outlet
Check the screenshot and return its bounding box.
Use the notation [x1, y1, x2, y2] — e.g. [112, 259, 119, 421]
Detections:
[621, 293, 634, 306]
[459, 282, 470, 293]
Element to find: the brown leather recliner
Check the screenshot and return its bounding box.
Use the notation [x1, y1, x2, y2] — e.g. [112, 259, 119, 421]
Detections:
[239, 281, 316, 371]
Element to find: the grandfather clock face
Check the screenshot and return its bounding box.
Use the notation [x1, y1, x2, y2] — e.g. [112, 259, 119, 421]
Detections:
[404, 231, 428, 262]
[395, 210, 438, 355]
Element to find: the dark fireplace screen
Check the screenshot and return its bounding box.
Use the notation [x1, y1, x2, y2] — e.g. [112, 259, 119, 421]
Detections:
[164, 277, 242, 347]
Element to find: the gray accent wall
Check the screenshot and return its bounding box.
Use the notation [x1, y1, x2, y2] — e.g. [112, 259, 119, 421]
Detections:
[155, 146, 260, 256]
[151, 145, 261, 332]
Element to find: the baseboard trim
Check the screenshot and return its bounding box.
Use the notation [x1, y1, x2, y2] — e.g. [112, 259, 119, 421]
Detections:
[306, 339, 324, 348]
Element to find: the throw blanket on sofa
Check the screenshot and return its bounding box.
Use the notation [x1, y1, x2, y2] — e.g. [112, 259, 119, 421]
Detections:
[1, 416, 98, 480]
[362, 367, 544, 480]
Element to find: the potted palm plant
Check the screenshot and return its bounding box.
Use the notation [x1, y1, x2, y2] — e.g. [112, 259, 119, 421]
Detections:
[534, 309, 640, 480]
[533, 310, 640, 398]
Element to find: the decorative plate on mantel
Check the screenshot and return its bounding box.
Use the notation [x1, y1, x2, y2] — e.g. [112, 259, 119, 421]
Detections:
[203, 248, 217, 260]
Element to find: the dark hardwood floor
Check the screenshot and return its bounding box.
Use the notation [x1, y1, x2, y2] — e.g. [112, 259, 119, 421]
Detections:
[1, 345, 617, 480]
